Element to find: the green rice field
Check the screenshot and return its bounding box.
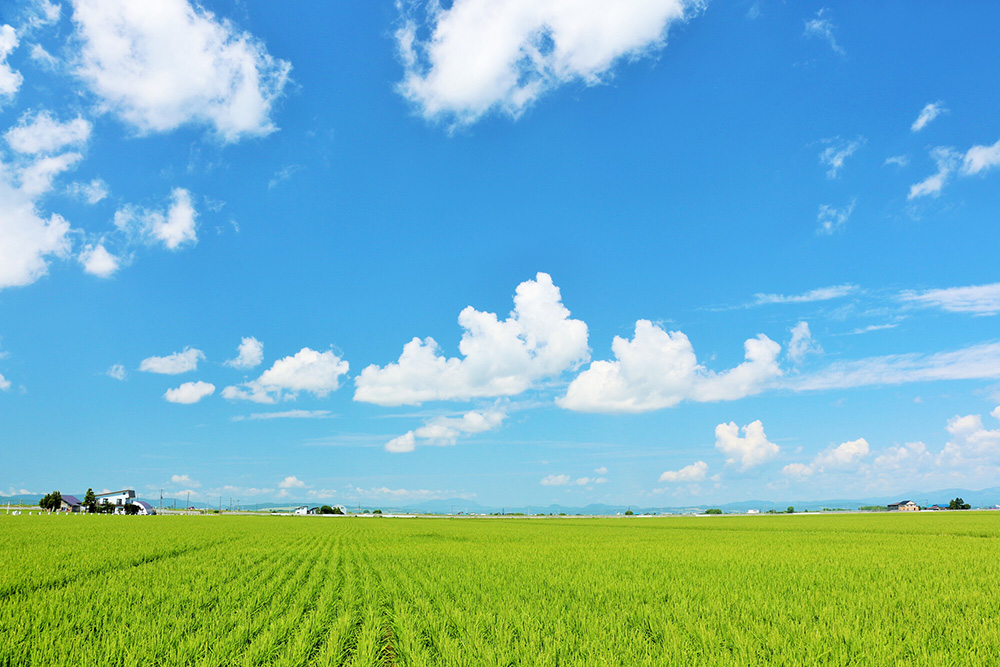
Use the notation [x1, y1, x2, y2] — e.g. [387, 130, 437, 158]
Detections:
[2, 512, 999, 665]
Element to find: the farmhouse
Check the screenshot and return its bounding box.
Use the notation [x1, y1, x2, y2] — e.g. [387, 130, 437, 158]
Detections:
[294, 506, 309, 515]
[95, 489, 136, 508]
[59, 495, 83, 513]
[888, 500, 920, 511]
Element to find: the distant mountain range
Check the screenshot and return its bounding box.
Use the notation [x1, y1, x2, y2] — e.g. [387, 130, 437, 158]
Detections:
[6, 486, 1000, 514]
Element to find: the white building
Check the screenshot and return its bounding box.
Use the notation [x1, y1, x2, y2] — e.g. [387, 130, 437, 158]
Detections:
[294, 506, 309, 515]
[95, 489, 136, 508]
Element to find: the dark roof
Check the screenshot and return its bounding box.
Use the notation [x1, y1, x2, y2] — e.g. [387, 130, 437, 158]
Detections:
[135, 501, 153, 510]
[61, 495, 81, 506]
[94, 489, 136, 497]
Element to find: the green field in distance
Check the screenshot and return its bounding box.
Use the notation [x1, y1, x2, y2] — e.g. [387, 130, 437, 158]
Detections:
[2, 513, 999, 665]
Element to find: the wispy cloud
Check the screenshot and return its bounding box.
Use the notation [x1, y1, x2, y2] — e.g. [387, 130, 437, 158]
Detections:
[803, 8, 845, 56]
[233, 410, 333, 421]
[751, 284, 857, 306]
[816, 200, 856, 235]
[901, 283, 1000, 316]
[792, 341, 1000, 392]
[818, 136, 864, 178]
[911, 101, 947, 132]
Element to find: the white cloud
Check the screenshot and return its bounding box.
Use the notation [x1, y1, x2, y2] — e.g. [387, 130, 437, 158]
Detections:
[171, 474, 200, 488]
[385, 408, 506, 453]
[803, 8, 844, 56]
[71, 0, 292, 142]
[908, 146, 960, 199]
[814, 437, 869, 469]
[715, 420, 779, 470]
[396, 0, 699, 127]
[140, 347, 205, 374]
[0, 25, 23, 103]
[884, 155, 909, 168]
[594, 466, 608, 474]
[235, 410, 331, 421]
[962, 139, 1000, 176]
[278, 475, 306, 489]
[226, 336, 264, 369]
[901, 283, 1000, 317]
[911, 101, 946, 132]
[818, 136, 864, 178]
[793, 342, 1000, 392]
[30, 44, 58, 69]
[938, 410, 1000, 467]
[106, 363, 126, 380]
[26, 0, 61, 29]
[223, 347, 349, 403]
[114, 188, 198, 250]
[67, 178, 109, 204]
[873, 441, 931, 470]
[788, 321, 821, 363]
[5, 111, 92, 155]
[558, 321, 781, 413]
[659, 460, 708, 483]
[19, 152, 83, 197]
[816, 200, 855, 236]
[356, 273, 588, 406]
[163, 380, 215, 404]
[540, 473, 571, 486]
[751, 284, 857, 306]
[0, 371, 9, 391]
[78, 243, 119, 277]
[0, 160, 73, 289]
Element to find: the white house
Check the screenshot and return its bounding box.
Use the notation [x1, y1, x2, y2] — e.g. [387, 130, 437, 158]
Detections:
[95, 489, 136, 508]
[294, 506, 309, 515]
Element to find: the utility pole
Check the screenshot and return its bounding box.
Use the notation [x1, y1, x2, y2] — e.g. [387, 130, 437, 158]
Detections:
[159, 490, 162, 511]
[187, 491, 190, 510]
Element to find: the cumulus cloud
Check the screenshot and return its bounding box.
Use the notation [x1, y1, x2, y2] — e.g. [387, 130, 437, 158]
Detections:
[163, 380, 215, 404]
[818, 136, 864, 178]
[962, 139, 1000, 176]
[19, 152, 84, 197]
[278, 475, 306, 489]
[0, 371, 9, 391]
[78, 243, 120, 277]
[715, 420, 779, 470]
[901, 283, 1000, 317]
[816, 200, 855, 236]
[803, 8, 844, 56]
[385, 408, 506, 453]
[395, 0, 700, 127]
[226, 336, 264, 369]
[594, 466, 608, 474]
[558, 321, 781, 413]
[0, 160, 73, 290]
[356, 273, 588, 406]
[540, 474, 571, 486]
[659, 460, 708, 483]
[911, 101, 947, 132]
[171, 474, 200, 487]
[792, 342, 1000, 392]
[71, 0, 291, 142]
[106, 363, 126, 380]
[873, 441, 931, 471]
[909, 146, 960, 199]
[113, 188, 198, 250]
[67, 178, 109, 204]
[5, 111, 92, 155]
[0, 25, 23, 104]
[223, 347, 349, 403]
[140, 347, 205, 374]
[938, 409, 1000, 467]
[787, 321, 821, 364]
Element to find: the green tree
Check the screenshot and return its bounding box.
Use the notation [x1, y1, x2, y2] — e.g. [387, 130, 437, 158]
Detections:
[319, 505, 334, 514]
[123, 503, 140, 515]
[704, 508, 723, 515]
[624, 510, 634, 516]
[332, 506, 344, 515]
[83, 488, 97, 513]
[39, 491, 62, 511]
[372, 509, 382, 514]
[949, 497, 971, 510]
[786, 506, 795, 514]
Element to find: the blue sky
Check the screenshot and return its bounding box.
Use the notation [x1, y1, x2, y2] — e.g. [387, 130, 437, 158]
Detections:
[2, 0, 999, 508]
